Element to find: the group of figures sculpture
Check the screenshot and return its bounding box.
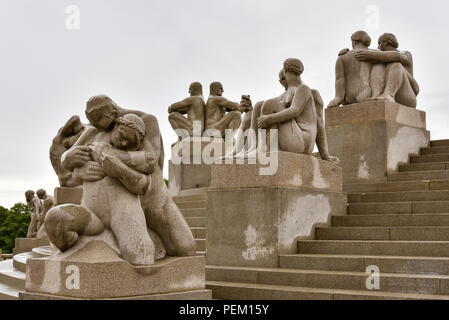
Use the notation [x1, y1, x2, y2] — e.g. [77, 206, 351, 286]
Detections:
[25, 30, 418, 268]
[24, 189, 54, 239]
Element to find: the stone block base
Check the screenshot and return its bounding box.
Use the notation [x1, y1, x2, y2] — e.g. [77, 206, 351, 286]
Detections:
[326, 101, 430, 185]
[211, 152, 342, 192]
[24, 240, 207, 299]
[13, 238, 50, 256]
[19, 290, 212, 300]
[206, 152, 346, 268]
[206, 187, 346, 268]
[169, 137, 226, 196]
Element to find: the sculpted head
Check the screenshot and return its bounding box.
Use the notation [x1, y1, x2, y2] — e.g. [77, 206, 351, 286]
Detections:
[279, 69, 288, 90]
[85, 95, 118, 131]
[210, 82, 224, 96]
[111, 114, 146, 151]
[378, 33, 399, 51]
[351, 31, 371, 49]
[189, 82, 203, 96]
[25, 190, 35, 202]
[36, 189, 47, 200]
[283, 58, 304, 85]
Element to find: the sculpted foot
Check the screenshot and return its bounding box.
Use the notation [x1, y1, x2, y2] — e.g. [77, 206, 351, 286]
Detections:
[374, 94, 395, 102]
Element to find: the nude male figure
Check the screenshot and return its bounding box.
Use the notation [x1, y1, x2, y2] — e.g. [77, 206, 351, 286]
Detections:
[354, 33, 419, 108]
[327, 30, 373, 108]
[168, 82, 205, 139]
[25, 190, 41, 238]
[205, 82, 250, 137]
[62, 95, 196, 258]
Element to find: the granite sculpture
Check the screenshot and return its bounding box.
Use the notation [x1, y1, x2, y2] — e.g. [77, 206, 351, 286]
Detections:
[328, 31, 419, 108]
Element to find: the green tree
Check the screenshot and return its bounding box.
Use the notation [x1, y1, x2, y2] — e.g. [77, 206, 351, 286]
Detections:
[0, 203, 31, 254]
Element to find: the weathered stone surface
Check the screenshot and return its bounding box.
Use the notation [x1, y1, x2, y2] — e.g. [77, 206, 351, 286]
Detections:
[19, 289, 212, 300]
[12, 238, 50, 256]
[169, 137, 226, 196]
[210, 152, 342, 192]
[206, 187, 346, 268]
[326, 101, 430, 185]
[326, 100, 426, 129]
[24, 238, 206, 299]
[54, 187, 83, 205]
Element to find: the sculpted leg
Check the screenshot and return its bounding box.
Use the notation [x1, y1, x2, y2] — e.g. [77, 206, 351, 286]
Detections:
[387, 63, 417, 108]
[109, 199, 155, 265]
[369, 63, 386, 99]
[376, 62, 404, 102]
[141, 168, 196, 257]
[168, 112, 193, 136]
[45, 204, 105, 251]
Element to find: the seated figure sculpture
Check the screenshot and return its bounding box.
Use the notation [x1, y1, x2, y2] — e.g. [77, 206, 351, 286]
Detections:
[45, 113, 158, 265]
[328, 31, 419, 108]
[327, 30, 373, 108]
[253, 59, 338, 162]
[47, 95, 196, 265]
[354, 33, 419, 108]
[25, 190, 41, 238]
[205, 82, 251, 137]
[168, 82, 205, 140]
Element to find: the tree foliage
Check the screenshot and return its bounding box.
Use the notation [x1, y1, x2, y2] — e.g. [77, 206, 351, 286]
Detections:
[0, 203, 31, 254]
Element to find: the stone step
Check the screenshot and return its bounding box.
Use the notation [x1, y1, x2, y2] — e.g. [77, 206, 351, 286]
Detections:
[348, 191, 449, 203]
[348, 201, 449, 215]
[410, 154, 449, 164]
[316, 226, 449, 241]
[0, 260, 25, 289]
[12, 253, 31, 273]
[185, 217, 206, 228]
[181, 208, 206, 218]
[206, 281, 449, 300]
[190, 227, 206, 239]
[421, 147, 449, 155]
[196, 239, 206, 252]
[206, 265, 449, 295]
[173, 193, 207, 203]
[388, 170, 449, 182]
[175, 200, 206, 209]
[297, 240, 449, 258]
[344, 181, 432, 193]
[399, 162, 449, 172]
[279, 254, 449, 275]
[431, 140, 449, 147]
[333, 214, 449, 227]
[0, 282, 19, 300]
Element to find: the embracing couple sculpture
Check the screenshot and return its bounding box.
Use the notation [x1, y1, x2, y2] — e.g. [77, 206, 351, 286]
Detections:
[328, 31, 419, 108]
[46, 95, 196, 266]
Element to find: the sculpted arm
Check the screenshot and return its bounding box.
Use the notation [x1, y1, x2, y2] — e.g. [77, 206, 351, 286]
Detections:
[168, 98, 192, 114]
[217, 97, 242, 112]
[327, 58, 345, 108]
[355, 50, 411, 66]
[262, 86, 310, 126]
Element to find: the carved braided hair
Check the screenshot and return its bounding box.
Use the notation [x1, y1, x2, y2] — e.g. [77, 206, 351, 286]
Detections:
[283, 58, 304, 76]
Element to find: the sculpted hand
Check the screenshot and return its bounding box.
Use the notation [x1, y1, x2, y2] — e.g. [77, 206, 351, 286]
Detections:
[258, 115, 271, 129]
[73, 161, 105, 182]
[63, 146, 92, 168]
[338, 48, 350, 56]
[89, 142, 113, 163]
[354, 50, 371, 61]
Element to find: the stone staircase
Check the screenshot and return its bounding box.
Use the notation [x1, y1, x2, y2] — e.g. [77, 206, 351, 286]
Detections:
[206, 139, 449, 299]
[173, 193, 207, 255]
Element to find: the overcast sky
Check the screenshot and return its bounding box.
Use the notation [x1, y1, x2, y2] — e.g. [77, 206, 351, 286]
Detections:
[1, 0, 448, 208]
